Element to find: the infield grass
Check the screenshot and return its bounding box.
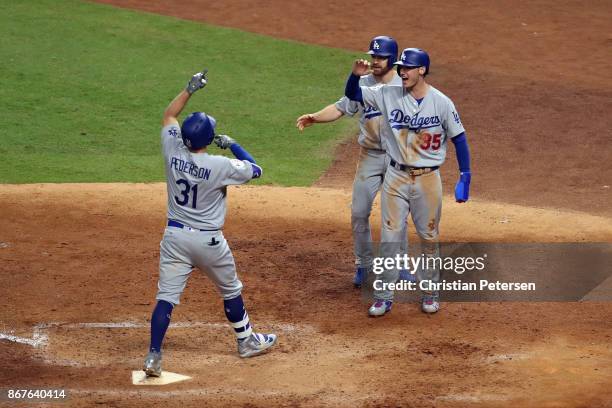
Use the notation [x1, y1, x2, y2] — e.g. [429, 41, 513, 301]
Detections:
[0, 0, 360, 185]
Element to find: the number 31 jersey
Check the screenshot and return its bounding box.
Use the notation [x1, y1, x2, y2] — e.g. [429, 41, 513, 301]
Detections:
[361, 84, 465, 167]
[161, 124, 254, 230]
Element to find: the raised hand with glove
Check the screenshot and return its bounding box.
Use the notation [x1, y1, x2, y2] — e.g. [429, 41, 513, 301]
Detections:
[162, 68, 209, 127]
[186, 69, 208, 94]
[214, 134, 236, 150]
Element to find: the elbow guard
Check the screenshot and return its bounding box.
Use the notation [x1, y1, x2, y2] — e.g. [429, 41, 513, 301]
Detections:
[251, 163, 262, 179]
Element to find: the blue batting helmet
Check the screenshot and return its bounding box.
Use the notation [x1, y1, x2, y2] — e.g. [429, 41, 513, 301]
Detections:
[367, 35, 398, 67]
[181, 112, 216, 150]
[394, 48, 430, 75]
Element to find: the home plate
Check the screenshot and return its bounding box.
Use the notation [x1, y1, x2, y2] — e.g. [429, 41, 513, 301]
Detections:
[132, 371, 191, 385]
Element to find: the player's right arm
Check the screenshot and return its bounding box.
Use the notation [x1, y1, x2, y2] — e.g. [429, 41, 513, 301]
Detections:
[162, 69, 208, 127]
[345, 59, 381, 110]
[296, 104, 344, 131]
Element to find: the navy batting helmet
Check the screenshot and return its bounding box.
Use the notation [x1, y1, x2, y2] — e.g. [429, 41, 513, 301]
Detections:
[394, 48, 430, 75]
[367, 35, 398, 67]
[181, 112, 216, 150]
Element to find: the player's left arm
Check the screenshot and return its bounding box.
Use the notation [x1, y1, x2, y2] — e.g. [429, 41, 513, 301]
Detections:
[214, 135, 262, 179]
[451, 133, 471, 203]
[445, 100, 471, 203]
[162, 69, 208, 127]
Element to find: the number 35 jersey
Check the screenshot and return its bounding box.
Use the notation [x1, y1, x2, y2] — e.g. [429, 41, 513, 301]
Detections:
[361, 84, 465, 167]
[161, 124, 254, 230]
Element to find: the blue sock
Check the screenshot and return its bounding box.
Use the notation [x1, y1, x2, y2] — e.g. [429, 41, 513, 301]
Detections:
[149, 300, 174, 353]
[224, 295, 252, 341]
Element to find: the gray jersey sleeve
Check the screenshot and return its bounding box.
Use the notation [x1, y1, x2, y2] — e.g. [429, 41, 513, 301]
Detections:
[335, 96, 360, 117]
[443, 98, 466, 138]
[161, 124, 183, 155]
[360, 84, 385, 112]
[221, 158, 255, 186]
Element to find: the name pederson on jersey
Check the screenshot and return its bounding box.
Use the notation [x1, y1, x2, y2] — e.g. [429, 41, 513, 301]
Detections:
[161, 124, 255, 230]
[335, 73, 403, 151]
[360, 84, 465, 167]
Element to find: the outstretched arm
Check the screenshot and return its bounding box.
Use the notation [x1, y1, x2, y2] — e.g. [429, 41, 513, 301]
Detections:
[296, 104, 344, 131]
[162, 69, 208, 127]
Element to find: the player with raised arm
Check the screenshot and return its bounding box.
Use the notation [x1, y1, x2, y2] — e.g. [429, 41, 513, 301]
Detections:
[296, 36, 410, 288]
[143, 69, 277, 377]
[345, 48, 472, 316]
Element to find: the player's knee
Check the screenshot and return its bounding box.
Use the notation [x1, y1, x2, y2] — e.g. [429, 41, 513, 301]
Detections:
[156, 292, 181, 306]
[382, 218, 402, 232]
[416, 230, 439, 242]
[351, 216, 370, 233]
[219, 279, 244, 300]
[156, 280, 186, 305]
[351, 202, 372, 219]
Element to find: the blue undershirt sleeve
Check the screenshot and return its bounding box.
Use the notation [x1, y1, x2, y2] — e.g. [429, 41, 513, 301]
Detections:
[451, 132, 471, 173]
[345, 73, 363, 103]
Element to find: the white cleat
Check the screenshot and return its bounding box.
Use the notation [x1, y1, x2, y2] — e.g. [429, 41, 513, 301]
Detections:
[368, 300, 393, 317]
[421, 295, 440, 314]
[238, 333, 277, 358]
[143, 351, 162, 377]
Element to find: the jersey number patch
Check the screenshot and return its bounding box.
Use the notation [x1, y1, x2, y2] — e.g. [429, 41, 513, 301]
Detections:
[175, 179, 198, 209]
[419, 133, 442, 150]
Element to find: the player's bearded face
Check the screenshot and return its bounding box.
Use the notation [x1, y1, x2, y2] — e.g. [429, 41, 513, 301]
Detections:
[370, 56, 389, 75]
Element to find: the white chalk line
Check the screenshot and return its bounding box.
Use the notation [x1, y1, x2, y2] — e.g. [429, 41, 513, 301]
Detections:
[485, 352, 533, 363]
[436, 393, 510, 402]
[0, 324, 48, 347]
[0, 321, 311, 350]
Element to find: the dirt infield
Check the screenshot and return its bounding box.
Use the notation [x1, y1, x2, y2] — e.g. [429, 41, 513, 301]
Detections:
[2, 1, 611, 407]
[1, 184, 612, 407]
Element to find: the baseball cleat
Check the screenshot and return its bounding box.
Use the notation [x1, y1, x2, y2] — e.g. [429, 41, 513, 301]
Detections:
[238, 332, 277, 358]
[353, 267, 367, 288]
[368, 300, 393, 317]
[421, 295, 440, 314]
[143, 351, 162, 377]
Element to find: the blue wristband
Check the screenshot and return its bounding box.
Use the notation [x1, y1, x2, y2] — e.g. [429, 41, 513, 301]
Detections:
[455, 171, 471, 202]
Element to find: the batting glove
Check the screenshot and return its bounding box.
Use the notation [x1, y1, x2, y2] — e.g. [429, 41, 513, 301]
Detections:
[454, 171, 471, 203]
[186, 69, 208, 94]
[214, 134, 236, 149]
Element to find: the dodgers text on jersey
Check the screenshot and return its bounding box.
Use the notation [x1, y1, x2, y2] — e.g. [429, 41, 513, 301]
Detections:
[389, 109, 441, 131]
[363, 105, 383, 120]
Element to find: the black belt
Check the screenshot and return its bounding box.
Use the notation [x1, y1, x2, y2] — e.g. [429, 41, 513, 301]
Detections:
[167, 220, 219, 232]
[389, 160, 438, 176]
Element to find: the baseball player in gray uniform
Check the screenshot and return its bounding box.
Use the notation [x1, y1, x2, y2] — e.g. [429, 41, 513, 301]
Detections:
[345, 48, 472, 316]
[296, 36, 409, 287]
[143, 69, 277, 377]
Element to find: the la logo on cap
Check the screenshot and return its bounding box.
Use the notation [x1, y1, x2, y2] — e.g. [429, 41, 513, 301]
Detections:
[373, 41, 380, 49]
